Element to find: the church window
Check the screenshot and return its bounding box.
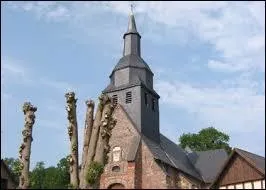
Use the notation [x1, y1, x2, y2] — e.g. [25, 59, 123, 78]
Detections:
[112, 146, 121, 162]
[126, 91, 132, 104]
[112, 95, 118, 105]
[152, 98, 155, 111]
[144, 93, 148, 106]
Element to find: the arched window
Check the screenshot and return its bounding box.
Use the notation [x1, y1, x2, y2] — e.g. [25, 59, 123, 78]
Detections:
[112, 166, 120, 172]
[112, 146, 121, 162]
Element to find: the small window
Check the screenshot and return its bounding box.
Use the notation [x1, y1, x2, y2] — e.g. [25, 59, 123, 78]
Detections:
[125, 92, 132, 104]
[144, 93, 148, 106]
[152, 99, 155, 111]
[112, 95, 118, 105]
[112, 166, 120, 172]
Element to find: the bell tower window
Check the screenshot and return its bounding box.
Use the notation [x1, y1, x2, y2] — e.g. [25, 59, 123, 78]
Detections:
[152, 98, 155, 111]
[112, 95, 118, 105]
[126, 91, 132, 104]
[144, 92, 148, 106]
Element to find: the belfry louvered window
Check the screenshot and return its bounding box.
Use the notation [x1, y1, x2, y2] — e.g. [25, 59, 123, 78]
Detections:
[152, 98, 155, 111]
[112, 95, 118, 105]
[144, 93, 148, 106]
[126, 91, 132, 104]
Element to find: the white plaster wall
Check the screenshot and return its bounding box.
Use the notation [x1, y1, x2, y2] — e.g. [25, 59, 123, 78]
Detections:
[244, 182, 252, 189]
[253, 180, 262, 189]
[236, 183, 244, 189]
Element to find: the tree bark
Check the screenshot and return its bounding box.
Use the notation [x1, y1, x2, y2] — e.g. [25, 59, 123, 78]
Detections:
[18, 102, 37, 189]
[82, 94, 110, 188]
[65, 92, 79, 188]
[94, 102, 115, 165]
[79, 100, 94, 188]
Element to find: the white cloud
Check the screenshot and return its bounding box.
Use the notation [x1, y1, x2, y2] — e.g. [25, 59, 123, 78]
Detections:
[155, 78, 265, 134]
[3, 1, 265, 155]
[6, 1, 69, 21]
[6, 2, 264, 73]
[45, 5, 70, 21]
[100, 1, 265, 73]
[1, 57, 27, 78]
[1, 56, 76, 94]
[207, 60, 250, 72]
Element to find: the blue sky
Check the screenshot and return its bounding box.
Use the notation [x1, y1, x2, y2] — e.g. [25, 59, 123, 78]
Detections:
[1, 1, 265, 169]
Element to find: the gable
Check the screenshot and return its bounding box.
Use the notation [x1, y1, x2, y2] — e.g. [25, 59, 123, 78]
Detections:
[236, 148, 265, 174]
[217, 153, 264, 186]
[107, 104, 140, 162]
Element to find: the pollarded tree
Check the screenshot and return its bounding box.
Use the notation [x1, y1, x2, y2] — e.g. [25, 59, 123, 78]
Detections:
[18, 102, 37, 189]
[65, 92, 116, 189]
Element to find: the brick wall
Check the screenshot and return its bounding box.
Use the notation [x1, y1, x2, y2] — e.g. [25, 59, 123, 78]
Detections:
[100, 105, 138, 189]
[140, 141, 168, 189]
[99, 104, 204, 189]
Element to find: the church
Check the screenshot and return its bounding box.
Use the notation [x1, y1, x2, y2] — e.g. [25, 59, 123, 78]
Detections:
[97, 11, 264, 189]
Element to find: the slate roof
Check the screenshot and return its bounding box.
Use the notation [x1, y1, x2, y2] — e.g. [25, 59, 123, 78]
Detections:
[187, 149, 228, 183]
[142, 134, 229, 183]
[102, 75, 160, 98]
[116, 104, 229, 184]
[110, 54, 153, 77]
[123, 13, 139, 37]
[159, 134, 203, 180]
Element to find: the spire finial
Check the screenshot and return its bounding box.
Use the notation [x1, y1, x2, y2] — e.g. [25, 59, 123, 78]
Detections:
[130, 3, 135, 15]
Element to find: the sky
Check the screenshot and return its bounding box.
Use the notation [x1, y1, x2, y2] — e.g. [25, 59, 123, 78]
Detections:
[1, 1, 265, 169]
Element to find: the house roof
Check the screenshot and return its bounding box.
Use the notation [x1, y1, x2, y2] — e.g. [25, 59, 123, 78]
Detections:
[235, 148, 265, 175]
[210, 148, 265, 188]
[1, 159, 19, 186]
[187, 149, 228, 183]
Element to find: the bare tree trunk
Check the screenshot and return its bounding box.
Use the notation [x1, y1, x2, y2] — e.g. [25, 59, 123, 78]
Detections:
[94, 102, 115, 165]
[65, 92, 79, 188]
[87, 99, 116, 189]
[82, 94, 110, 188]
[18, 102, 37, 189]
[79, 100, 94, 188]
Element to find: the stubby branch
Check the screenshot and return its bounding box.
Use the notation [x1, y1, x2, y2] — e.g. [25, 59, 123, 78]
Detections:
[79, 100, 95, 188]
[18, 102, 37, 189]
[65, 92, 79, 188]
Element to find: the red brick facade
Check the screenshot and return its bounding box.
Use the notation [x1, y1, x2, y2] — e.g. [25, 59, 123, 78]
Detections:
[99, 105, 201, 189]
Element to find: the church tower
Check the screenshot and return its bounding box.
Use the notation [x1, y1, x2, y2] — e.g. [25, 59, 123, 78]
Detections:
[103, 11, 160, 143]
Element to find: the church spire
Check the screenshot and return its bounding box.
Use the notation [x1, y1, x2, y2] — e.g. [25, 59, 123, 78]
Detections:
[123, 4, 141, 57]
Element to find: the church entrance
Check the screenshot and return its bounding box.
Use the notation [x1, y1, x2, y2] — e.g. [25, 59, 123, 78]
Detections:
[107, 183, 125, 189]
